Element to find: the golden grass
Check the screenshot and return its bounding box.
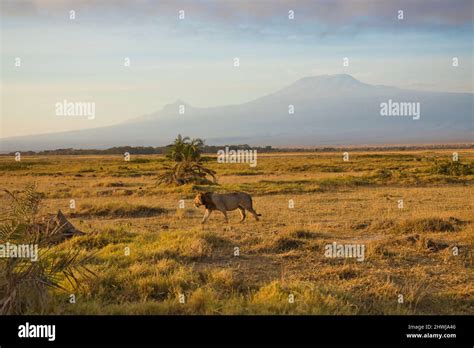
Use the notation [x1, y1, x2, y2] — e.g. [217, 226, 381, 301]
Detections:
[0, 149, 472, 314]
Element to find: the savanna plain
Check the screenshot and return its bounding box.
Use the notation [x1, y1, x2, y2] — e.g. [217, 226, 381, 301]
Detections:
[0, 149, 472, 315]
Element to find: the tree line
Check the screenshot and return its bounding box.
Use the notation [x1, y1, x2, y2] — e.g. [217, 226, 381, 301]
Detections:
[5, 143, 473, 156]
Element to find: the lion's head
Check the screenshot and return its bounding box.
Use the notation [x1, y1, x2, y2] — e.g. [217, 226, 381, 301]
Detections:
[194, 193, 204, 208]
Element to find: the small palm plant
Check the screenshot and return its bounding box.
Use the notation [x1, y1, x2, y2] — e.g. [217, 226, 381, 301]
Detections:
[157, 135, 217, 186]
[0, 184, 95, 314]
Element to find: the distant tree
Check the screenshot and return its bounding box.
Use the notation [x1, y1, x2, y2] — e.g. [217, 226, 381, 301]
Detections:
[157, 135, 216, 186]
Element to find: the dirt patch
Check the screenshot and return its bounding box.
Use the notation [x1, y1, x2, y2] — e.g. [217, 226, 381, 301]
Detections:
[289, 230, 320, 239]
[262, 236, 305, 253]
[372, 217, 466, 234]
[71, 203, 168, 219]
[425, 239, 450, 252]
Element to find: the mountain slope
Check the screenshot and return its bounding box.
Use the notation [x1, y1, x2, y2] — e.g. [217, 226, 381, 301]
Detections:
[1, 74, 472, 151]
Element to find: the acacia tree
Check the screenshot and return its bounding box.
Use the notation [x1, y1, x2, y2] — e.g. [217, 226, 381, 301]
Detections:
[157, 135, 216, 186]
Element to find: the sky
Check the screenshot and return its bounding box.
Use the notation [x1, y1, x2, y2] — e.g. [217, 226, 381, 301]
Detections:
[1, 0, 473, 138]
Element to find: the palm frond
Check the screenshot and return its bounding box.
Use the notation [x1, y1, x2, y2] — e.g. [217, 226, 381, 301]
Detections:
[0, 184, 95, 314]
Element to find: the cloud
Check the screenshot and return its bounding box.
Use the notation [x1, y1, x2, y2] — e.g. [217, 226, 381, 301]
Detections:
[2, 0, 472, 29]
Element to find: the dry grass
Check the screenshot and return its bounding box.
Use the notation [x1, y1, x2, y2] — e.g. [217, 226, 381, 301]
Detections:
[0, 149, 473, 314]
[70, 202, 167, 219]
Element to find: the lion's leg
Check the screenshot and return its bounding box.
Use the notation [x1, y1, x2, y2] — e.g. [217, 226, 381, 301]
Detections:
[238, 207, 246, 223]
[248, 208, 260, 221]
[220, 210, 229, 223]
[201, 209, 212, 224]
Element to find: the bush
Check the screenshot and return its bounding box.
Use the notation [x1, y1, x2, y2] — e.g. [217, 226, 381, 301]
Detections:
[430, 160, 473, 176]
[0, 184, 95, 314]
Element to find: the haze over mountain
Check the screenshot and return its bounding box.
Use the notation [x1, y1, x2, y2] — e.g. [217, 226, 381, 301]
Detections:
[1, 74, 472, 152]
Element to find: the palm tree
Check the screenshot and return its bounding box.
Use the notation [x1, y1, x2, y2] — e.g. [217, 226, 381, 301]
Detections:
[158, 135, 216, 186]
[0, 184, 95, 314]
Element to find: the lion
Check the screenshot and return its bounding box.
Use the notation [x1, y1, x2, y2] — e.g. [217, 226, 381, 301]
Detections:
[194, 192, 261, 224]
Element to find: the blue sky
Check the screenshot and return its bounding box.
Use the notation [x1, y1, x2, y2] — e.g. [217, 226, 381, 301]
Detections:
[1, 0, 472, 137]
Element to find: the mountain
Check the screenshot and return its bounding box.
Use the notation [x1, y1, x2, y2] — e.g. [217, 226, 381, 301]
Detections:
[1, 74, 472, 151]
